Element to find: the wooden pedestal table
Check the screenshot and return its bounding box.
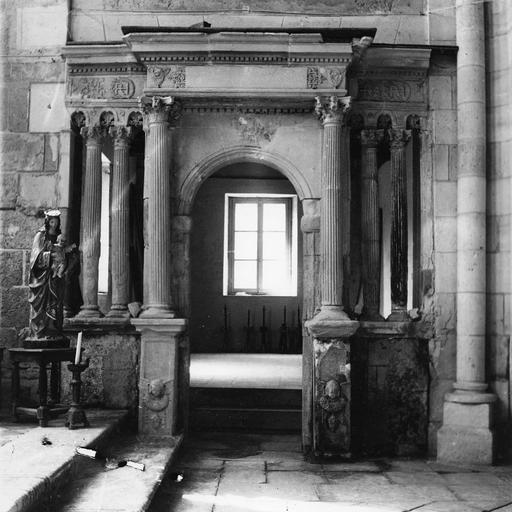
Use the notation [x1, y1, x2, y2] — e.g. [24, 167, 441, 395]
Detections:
[9, 347, 77, 427]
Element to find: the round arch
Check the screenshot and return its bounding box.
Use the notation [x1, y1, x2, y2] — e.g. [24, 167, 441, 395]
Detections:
[177, 145, 314, 215]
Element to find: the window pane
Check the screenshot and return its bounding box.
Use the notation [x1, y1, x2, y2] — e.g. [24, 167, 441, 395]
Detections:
[263, 203, 286, 231]
[262, 260, 288, 292]
[235, 202, 258, 231]
[262, 232, 286, 260]
[234, 260, 257, 289]
[235, 232, 257, 259]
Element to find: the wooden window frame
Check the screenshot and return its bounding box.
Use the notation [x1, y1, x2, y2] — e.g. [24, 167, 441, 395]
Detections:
[225, 194, 296, 296]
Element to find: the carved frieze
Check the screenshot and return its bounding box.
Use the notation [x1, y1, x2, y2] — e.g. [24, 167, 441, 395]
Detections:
[234, 115, 279, 145]
[147, 66, 186, 89]
[68, 76, 138, 100]
[357, 79, 424, 103]
[307, 67, 347, 90]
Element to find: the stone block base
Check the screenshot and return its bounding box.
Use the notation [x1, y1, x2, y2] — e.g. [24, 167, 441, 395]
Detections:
[437, 401, 495, 465]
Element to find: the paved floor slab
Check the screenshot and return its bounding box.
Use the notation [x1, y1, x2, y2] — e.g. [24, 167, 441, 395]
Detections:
[148, 432, 512, 512]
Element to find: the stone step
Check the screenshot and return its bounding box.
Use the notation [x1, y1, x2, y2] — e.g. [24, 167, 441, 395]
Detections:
[190, 387, 302, 409]
[0, 409, 182, 512]
[51, 433, 183, 512]
[190, 406, 302, 432]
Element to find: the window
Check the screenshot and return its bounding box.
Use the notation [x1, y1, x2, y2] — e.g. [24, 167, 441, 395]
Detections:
[224, 194, 297, 296]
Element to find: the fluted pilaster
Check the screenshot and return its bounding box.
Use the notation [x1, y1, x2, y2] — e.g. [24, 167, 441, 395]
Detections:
[387, 129, 411, 321]
[361, 129, 384, 321]
[139, 96, 179, 318]
[77, 126, 103, 318]
[107, 126, 131, 318]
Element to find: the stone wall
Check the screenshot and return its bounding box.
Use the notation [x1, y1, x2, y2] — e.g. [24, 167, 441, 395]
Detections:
[0, 0, 70, 403]
[352, 332, 429, 456]
[426, 52, 458, 455]
[61, 330, 140, 410]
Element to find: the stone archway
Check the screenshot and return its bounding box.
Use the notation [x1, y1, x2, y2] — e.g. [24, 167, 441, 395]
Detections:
[177, 145, 315, 216]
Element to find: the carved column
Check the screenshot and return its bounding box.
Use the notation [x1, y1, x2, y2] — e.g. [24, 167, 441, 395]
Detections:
[305, 97, 359, 459]
[387, 129, 411, 321]
[77, 126, 103, 318]
[437, 0, 495, 465]
[107, 126, 131, 318]
[360, 129, 384, 321]
[139, 96, 178, 318]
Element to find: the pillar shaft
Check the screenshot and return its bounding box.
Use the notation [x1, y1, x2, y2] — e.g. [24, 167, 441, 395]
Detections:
[455, 0, 487, 392]
[107, 126, 131, 318]
[388, 129, 410, 321]
[360, 129, 383, 321]
[140, 97, 177, 318]
[77, 126, 103, 317]
[321, 113, 344, 308]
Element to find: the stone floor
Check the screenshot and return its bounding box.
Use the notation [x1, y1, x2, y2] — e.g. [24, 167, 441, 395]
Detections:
[149, 432, 512, 512]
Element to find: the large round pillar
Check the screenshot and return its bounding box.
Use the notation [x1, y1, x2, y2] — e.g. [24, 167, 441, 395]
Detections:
[77, 126, 103, 318]
[139, 96, 177, 319]
[107, 126, 131, 318]
[437, 0, 495, 465]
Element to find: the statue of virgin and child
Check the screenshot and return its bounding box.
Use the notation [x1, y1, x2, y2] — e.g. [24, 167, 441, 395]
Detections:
[26, 210, 79, 347]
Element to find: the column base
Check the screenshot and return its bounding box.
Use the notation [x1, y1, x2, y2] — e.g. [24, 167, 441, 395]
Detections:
[305, 305, 359, 340]
[437, 392, 496, 465]
[76, 306, 103, 319]
[139, 305, 176, 319]
[106, 305, 130, 319]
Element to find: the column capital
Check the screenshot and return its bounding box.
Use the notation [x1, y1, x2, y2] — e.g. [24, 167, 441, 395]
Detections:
[80, 125, 104, 144]
[388, 129, 411, 150]
[109, 125, 132, 146]
[361, 129, 384, 148]
[314, 96, 351, 126]
[139, 95, 182, 125]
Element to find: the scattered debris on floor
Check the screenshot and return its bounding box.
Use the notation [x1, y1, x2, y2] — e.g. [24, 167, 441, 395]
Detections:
[76, 446, 145, 471]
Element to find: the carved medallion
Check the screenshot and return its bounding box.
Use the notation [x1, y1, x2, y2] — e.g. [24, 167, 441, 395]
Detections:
[111, 78, 136, 99]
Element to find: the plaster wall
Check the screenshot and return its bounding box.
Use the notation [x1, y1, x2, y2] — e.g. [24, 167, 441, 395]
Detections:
[175, 111, 321, 205]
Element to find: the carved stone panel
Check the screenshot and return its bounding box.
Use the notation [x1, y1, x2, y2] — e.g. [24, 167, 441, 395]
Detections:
[147, 66, 186, 89]
[68, 76, 142, 100]
[357, 79, 425, 103]
[307, 67, 347, 90]
[313, 339, 351, 457]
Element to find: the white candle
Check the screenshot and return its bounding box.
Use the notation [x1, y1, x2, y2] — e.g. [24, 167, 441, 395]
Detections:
[75, 332, 82, 365]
